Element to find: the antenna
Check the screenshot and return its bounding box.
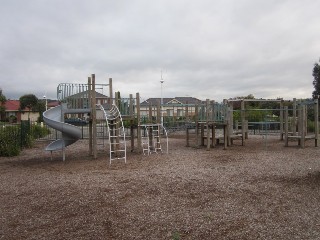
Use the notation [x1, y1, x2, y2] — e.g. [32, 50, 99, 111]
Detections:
[160, 69, 164, 84]
[160, 69, 164, 126]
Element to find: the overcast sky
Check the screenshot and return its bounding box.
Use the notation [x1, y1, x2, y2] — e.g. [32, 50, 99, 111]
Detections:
[1, 0, 320, 102]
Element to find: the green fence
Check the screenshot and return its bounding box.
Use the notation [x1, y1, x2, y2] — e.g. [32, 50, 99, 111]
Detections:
[0, 121, 51, 157]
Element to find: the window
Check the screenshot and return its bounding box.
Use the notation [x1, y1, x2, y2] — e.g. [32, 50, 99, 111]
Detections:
[177, 109, 184, 117]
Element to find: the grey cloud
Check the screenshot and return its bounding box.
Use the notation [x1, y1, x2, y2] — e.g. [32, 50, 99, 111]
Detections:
[1, 0, 319, 102]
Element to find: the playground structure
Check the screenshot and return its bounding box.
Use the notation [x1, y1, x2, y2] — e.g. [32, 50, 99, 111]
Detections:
[185, 98, 319, 149]
[284, 98, 319, 148]
[43, 74, 319, 163]
[185, 99, 229, 150]
[141, 124, 168, 155]
[43, 74, 169, 163]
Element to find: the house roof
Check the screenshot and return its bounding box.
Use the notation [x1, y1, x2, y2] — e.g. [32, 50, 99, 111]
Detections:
[47, 100, 60, 108]
[4, 100, 42, 111]
[68, 90, 108, 99]
[141, 97, 203, 106]
[4, 100, 21, 111]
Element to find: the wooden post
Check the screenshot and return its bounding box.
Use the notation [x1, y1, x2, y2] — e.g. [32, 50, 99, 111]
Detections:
[185, 101, 189, 122]
[88, 77, 93, 156]
[129, 94, 134, 151]
[211, 100, 215, 147]
[301, 105, 306, 148]
[212, 124, 215, 148]
[148, 102, 153, 146]
[241, 100, 245, 146]
[297, 102, 302, 146]
[148, 102, 152, 123]
[280, 100, 284, 140]
[315, 99, 318, 147]
[223, 123, 227, 150]
[157, 100, 162, 149]
[136, 93, 141, 152]
[115, 92, 120, 155]
[284, 106, 289, 147]
[109, 78, 113, 105]
[206, 99, 210, 150]
[157, 100, 161, 124]
[292, 98, 296, 136]
[186, 127, 190, 147]
[244, 120, 248, 139]
[195, 104, 199, 147]
[227, 101, 233, 146]
[201, 123, 205, 146]
[91, 74, 97, 159]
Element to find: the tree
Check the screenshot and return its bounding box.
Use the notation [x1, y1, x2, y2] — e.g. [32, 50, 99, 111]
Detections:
[312, 59, 320, 99]
[36, 100, 46, 122]
[19, 94, 38, 110]
[19, 94, 39, 120]
[0, 89, 7, 121]
[230, 94, 258, 109]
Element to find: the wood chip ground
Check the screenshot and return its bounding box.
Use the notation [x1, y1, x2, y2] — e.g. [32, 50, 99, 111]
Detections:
[1, 134, 320, 239]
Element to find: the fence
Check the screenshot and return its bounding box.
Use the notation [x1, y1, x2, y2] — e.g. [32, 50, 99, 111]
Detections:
[0, 120, 52, 156]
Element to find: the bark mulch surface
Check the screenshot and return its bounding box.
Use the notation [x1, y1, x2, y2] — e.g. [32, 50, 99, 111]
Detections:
[1, 135, 320, 239]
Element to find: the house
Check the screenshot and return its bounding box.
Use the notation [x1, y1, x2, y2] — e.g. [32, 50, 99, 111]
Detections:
[65, 90, 110, 109]
[140, 97, 203, 119]
[47, 100, 60, 109]
[2, 99, 60, 123]
[64, 90, 110, 120]
[4, 100, 39, 122]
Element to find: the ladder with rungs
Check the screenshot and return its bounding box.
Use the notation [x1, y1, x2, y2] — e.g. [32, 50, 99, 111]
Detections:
[152, 126, 162, 153]
[98, 104, 126, 164]
[141, 124, 164, 155]
[141, 125, 150, 155]
[96, 117, 106, 148]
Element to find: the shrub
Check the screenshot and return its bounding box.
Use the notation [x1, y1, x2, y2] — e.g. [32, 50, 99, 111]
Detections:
[307, 120, 315, 132]
[0, 126, 21, 156]
[31, 124, 51, 139]
[0, 121, 51, 157]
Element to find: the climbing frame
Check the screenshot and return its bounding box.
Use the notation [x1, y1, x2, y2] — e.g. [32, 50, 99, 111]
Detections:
[98, 104, 127, 164]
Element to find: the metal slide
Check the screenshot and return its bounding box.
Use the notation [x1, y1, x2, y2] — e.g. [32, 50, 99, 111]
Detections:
[43, 104, 82, 152]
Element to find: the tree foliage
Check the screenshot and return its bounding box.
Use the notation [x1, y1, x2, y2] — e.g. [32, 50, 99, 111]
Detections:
[19, 94, 47, 122]
[0, 89, 6, 104]
[0, 89, 7, 121]
[231, 94, 258, 109]
[312, 59, 320, 99]
[19, 94, 39, 111]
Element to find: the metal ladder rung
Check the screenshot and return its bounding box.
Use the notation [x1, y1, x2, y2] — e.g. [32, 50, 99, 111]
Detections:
[111, 150, 126, 153]
[109, 136, 125, 139]
[110, 143, 125, 147]
[110, 157, 126, 161]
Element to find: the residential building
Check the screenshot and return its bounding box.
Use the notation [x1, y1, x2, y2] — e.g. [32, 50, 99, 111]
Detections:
[140, 97, 203, 119]
[4, 100, 38, 122]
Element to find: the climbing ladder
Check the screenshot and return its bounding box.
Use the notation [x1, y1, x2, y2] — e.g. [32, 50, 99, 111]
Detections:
[96, 116, 107, 148]
[141, 124, 168, 155]
[98, 104, 126, 164]
[141, 126, 150, 155]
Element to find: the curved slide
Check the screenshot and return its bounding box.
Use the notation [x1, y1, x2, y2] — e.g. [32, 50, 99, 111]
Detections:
[43, 105, 82, 151]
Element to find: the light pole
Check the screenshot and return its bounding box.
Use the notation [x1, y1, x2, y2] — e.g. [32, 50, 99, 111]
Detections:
[160, 80, 164, 126]
[43, 95, 47, 111]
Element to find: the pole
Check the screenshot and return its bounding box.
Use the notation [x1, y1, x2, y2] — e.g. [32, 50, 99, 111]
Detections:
[92, 74, 97, 159]
[160, 80, 164, 126]
[88, 77, 93, 156]
[43, 95, 47, 111]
